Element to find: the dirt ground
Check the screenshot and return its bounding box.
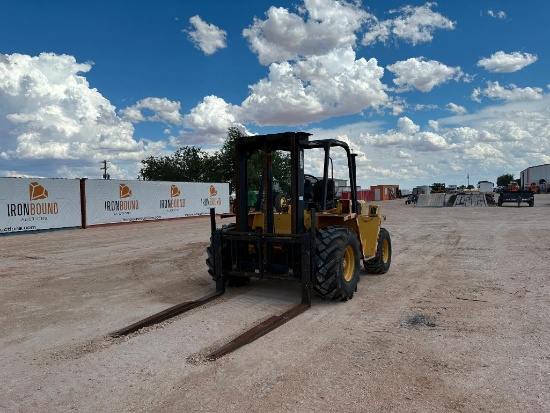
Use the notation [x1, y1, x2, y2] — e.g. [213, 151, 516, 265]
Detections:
[1, 194, 549, 412]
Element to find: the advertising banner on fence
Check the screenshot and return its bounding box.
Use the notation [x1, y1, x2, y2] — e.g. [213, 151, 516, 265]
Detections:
[0, 178, 81, 234]
[84, 179, 229, 226]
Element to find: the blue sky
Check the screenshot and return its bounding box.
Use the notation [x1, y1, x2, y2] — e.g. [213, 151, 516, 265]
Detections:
[1, 0, 549, 189]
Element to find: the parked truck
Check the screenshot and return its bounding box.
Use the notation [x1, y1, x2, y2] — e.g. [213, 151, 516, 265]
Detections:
[478, 181, 494, 193]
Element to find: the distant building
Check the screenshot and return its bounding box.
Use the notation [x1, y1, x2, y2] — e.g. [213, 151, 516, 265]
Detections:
[520, 164, 550, 192]
[371, 185, 399, 200]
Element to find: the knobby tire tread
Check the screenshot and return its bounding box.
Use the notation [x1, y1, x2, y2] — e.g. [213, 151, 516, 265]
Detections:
[314, 226, 360, 301]
[364, 227, 391, 275]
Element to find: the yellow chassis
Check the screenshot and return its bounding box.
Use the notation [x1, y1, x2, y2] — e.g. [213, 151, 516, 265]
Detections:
[248, 199, 384, 262]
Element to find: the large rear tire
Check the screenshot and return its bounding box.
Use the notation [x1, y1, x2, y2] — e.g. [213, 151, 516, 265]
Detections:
[314, 226, 360, 301]
[364, 228, 391, 275]
[274, 193, 287, 212]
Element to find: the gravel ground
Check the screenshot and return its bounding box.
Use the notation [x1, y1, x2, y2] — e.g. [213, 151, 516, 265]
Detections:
[1, 194, 549, 412]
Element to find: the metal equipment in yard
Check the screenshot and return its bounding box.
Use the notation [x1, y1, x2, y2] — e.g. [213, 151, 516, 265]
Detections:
[497, 182, 535, 207]
[405, 194, 417, 205]
[497, 191, 534, 207]
[430, 183, 446, 194]
[207, 131, 391, 304]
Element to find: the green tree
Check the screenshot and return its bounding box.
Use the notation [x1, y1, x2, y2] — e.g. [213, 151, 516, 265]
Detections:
[140, 146, 210, 182]
[210, 127, 243, 192]
[496, 173, 515, 187]
[139, 127, 291, 194]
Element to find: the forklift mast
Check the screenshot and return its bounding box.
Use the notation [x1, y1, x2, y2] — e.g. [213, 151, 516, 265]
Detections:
[234, 131, 359, 234]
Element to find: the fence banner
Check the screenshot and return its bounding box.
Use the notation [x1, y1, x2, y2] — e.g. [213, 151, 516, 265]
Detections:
[84, 180, 229, 226]
[0, 178, 81, 234]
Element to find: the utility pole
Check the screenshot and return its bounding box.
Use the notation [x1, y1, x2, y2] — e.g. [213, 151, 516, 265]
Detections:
[101, 160, 110, 179]
[467, 173, 470, 188]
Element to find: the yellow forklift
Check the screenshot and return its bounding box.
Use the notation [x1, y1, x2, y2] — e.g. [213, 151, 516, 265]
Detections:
[207, 131, 391, 303]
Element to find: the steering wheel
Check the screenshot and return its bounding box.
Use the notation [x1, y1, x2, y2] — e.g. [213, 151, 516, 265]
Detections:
[304, 174, 319, 184]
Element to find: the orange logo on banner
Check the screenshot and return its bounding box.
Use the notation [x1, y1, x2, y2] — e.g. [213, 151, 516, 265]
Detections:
[119, 183, 132, 199]
[209, 185, 217, 197]
[171, 185, 180, 198]
[29, 182, 48, 200]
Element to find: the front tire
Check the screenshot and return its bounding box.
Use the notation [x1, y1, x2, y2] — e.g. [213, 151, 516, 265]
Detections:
[364, 228, 392, 275]
[314, 226, 360, 301]
[206, 223, 236, 283]
[206, 244, 217, 281]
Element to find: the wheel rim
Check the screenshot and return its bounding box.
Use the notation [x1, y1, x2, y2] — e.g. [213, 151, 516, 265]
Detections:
[343, 245, 355, 282]
[381, 238, 389, 264]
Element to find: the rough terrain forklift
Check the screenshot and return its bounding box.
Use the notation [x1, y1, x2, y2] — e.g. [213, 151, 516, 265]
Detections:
[207, 131, 391, 304]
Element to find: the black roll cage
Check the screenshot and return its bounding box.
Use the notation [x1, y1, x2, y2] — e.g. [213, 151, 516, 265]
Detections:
[234, 132, 359, 235]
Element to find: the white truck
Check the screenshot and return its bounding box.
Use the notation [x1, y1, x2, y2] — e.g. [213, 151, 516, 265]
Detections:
[478, 181, 494, 193]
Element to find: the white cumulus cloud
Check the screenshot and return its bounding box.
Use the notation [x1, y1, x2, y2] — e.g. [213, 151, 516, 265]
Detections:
[387, 57, 463, 92]
[0, 53, 160, 178]
[178, 95, 245, 145]
[120, 97, 183, 124]
[240, 48, 388, 126]
[477, 51, 538, 73]
[471, 81, 544, 103]
[362, 2, 455, 46]
[243, 0, 369, 65]
[487, 10, 507, 20]
[363, 131, 412, 148]
[186, 15, 227, 55]
[446, 102, 467, 114]
[428, 120, 439, 131]
[360, 118, 452, 154]
[397, 117, 420, 134]
[398, 150, 411, 159]
[412, 131, 451, 151]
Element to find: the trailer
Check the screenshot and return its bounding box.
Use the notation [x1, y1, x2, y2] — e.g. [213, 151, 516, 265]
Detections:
[497, 186, 534, 207]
